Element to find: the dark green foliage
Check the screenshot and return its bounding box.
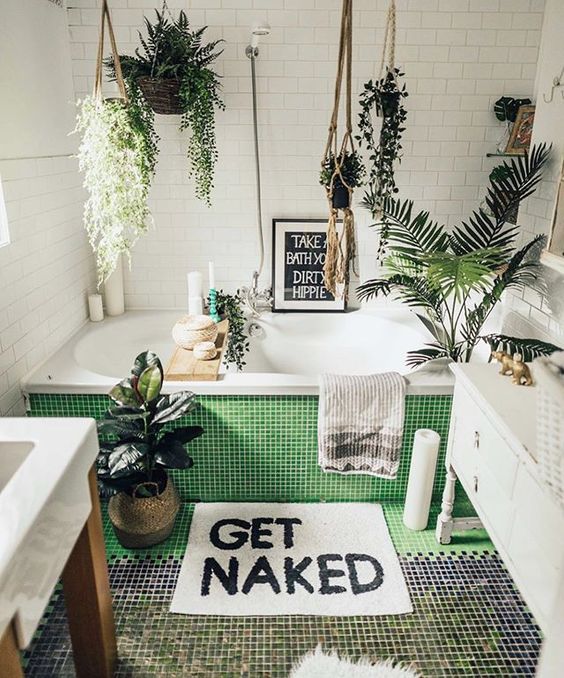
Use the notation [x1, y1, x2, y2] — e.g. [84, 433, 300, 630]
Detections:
[212, 290, 250, 371]
[357, 144, 550, 367]
[482, 334, 562, 362]
[357, 67, 408, 245]
[106, 10, 224, 205]
[319, 150, 365, 190]
[96, 351, 203, 497]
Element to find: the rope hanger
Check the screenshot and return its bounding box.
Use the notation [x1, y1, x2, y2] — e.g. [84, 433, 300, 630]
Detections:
[322, 0, 355, 299]
[93, 0, 127, 103]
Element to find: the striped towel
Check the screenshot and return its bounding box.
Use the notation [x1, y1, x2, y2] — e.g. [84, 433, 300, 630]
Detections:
[318, 372, 407, 478]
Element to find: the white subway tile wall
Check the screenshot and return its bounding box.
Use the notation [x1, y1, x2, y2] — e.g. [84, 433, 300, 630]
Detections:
[501, 0, 564, 347]
[0, 157, 94, 414]
[67, 0, 545, 308]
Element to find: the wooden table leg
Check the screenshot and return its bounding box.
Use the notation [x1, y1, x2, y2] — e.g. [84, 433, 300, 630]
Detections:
[435, 464, 457, 544]
[0, 621, 24, 678]
[62, 467, 117, 678]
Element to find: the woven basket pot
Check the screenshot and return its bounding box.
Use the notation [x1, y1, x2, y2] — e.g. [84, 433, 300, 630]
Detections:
[108, 472, 181, 548]
[137, 76, 183, 115]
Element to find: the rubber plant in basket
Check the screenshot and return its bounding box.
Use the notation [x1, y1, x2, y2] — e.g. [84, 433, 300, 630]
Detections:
[96, 351, 203, 548]
[106, 9, 224, 204]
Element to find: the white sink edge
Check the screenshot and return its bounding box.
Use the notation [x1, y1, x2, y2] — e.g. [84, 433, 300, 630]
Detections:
[0, 417, 100, 647]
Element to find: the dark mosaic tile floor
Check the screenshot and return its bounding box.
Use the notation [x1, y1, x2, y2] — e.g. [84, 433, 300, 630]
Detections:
[23, 549, 541, 677]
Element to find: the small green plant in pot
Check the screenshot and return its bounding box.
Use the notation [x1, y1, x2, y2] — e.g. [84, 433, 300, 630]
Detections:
[97, 351, 203, 548]
[320, 150, 365, 209]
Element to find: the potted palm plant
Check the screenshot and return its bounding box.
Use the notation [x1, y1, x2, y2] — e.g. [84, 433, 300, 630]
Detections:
[357, 144, 559, 366]
[106, 10, 224, 205]
[96, 351, 203, 548]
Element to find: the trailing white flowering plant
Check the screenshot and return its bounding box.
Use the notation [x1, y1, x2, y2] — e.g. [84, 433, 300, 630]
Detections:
[75, 91, 158, 286]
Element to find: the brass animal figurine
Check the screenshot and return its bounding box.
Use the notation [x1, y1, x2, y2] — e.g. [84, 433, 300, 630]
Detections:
[510, 353, 533, 386]
[491, 350, 533, 386]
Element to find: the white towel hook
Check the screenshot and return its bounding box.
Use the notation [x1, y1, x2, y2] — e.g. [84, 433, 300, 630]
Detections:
[543, 66, 564, 103]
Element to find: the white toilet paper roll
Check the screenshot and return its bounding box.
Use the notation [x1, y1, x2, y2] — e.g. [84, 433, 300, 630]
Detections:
[403, 429, 441, 531]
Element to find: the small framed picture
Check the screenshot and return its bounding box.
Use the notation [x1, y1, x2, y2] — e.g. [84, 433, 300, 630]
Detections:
[271, 218, 346, 312]
[505, 104, 535, 155]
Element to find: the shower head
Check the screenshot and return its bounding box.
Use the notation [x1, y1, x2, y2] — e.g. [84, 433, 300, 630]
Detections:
[246, 21, 271, 57]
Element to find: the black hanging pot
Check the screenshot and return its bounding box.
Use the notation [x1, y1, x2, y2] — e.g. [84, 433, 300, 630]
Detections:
[377, 90, 401, 117]
[332, 182, 350, 209]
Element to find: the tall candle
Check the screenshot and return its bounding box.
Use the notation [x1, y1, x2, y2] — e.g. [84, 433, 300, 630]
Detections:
[208, 261, 215, 289]
[187, 271, 203, 298]
[88, 293, 104, 322]
[403, 429, 441, 531]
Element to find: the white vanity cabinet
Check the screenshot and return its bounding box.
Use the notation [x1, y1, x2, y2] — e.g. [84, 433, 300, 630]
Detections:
[436, 364, 564, 634]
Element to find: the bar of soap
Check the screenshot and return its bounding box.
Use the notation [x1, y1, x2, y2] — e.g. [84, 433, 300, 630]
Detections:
[193, 341, 217, 361]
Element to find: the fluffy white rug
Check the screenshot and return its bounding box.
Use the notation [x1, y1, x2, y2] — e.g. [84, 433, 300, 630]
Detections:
[289, 646, 421, 678]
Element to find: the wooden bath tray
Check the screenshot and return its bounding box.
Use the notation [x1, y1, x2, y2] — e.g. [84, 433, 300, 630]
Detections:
[165, 319, 228, 382]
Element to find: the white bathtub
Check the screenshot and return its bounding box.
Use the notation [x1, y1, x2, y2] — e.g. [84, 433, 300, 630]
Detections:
[22, 309, 453, 396]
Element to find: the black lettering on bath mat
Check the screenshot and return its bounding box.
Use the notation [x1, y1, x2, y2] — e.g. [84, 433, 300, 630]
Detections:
[284, 556, 314, 594]
[251, 518, 274, 549]
[201, 557, 239, 596]
[275, 517, 302, 548]
[242, 555, 281, 595]
[345, 553, 384, 594]
[317, 554, 347, 594]
[209, 519, 251, 550]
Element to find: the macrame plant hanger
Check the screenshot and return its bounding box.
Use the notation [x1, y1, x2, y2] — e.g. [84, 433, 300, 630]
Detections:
[93, 0, 128, 105]
[322, 0, 355, 299]
[379, 0, 396, 84]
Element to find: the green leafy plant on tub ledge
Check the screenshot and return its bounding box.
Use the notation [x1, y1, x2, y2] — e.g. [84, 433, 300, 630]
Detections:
[96, 351, 203, 548]
[106, 9, 224, 205]
[357, 143, 560, 367]
[211, 290, 250, 371]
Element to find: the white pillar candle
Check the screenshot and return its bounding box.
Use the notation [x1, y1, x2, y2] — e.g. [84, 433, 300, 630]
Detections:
[188, 296, 204, 316]
[187, 271, 203, 298]
[403, 429, 441, 531]
[208, 261, 215, 289]
[88, 293, 104, 322]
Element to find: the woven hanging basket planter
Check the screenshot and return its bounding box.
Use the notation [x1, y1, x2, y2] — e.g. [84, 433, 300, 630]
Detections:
[108, 471, 181, 548]
[137, 76, 183, 115]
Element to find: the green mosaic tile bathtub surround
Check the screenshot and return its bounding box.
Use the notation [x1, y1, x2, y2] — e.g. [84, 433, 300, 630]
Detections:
[28, 394, 453, 503]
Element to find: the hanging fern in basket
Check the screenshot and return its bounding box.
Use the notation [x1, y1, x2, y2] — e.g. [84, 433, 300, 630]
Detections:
[106, 9, 224, 205]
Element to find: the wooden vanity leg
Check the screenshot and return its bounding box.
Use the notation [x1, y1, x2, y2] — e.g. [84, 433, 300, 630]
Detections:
[435, 464, 457, 544]
[62, 468, 117, 678]
[0, 622, 24, 678]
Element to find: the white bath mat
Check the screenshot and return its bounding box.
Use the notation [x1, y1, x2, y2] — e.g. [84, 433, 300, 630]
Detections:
[170, 503, 412, 616]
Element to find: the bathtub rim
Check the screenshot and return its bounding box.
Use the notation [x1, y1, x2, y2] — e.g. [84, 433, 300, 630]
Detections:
[21, 309, 455, 398]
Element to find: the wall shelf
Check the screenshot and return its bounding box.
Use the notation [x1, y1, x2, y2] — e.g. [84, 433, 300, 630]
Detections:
[486, 152, 516, 158]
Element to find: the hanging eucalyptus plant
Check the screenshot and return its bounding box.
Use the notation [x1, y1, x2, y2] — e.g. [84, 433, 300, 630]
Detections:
[75, 85, 158, 287]
[106, 10, 224, 205]
[357, 67, 408, 244]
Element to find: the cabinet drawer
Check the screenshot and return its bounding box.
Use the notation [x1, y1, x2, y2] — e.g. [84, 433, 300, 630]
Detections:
[450, 386, 519, 498]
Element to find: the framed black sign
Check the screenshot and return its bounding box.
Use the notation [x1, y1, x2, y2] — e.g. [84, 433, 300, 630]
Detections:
[272, 218, 346, 312]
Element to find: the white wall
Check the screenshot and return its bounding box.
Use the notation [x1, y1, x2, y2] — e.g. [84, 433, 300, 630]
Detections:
[502, 0, 564, 346]
[0, 0, 94, 415]
[67, 0, 544, 308]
